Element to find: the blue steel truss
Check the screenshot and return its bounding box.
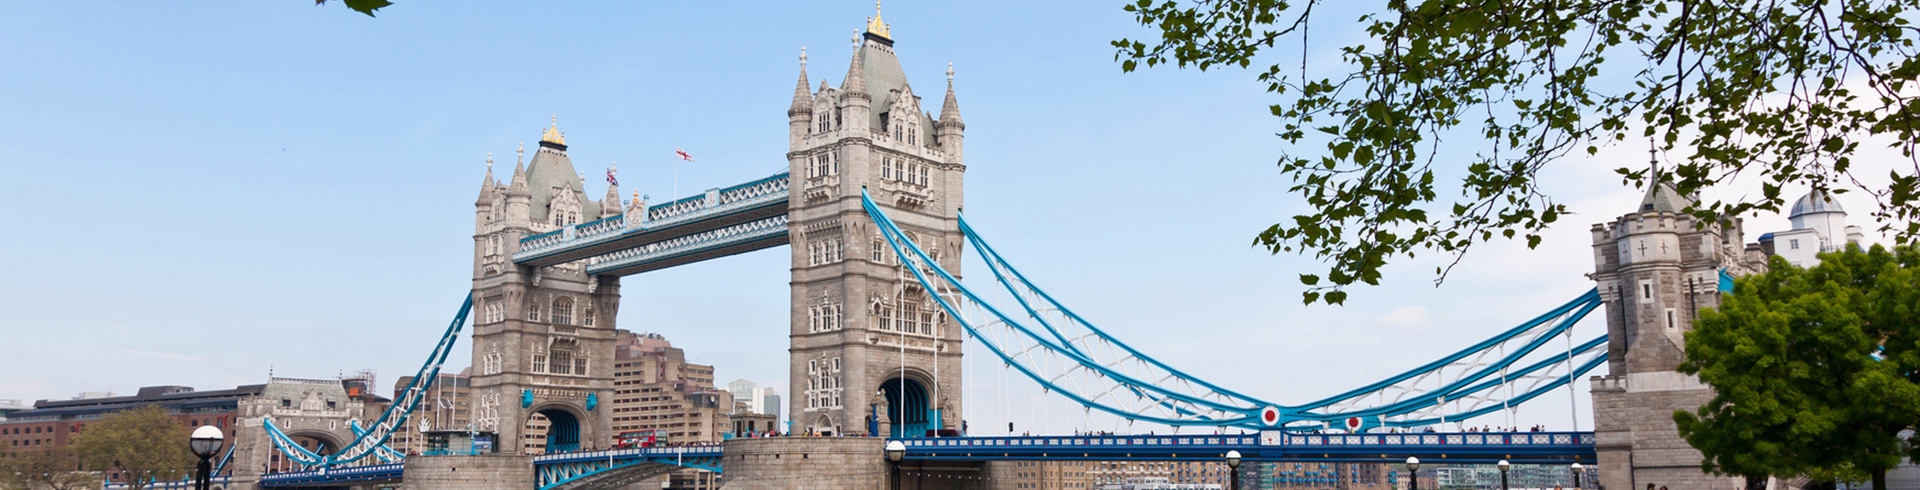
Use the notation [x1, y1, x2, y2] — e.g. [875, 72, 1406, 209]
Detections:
[514, 173, 789, 267]
[260, 463, 405, 487]
[261, 293, 473, 468]
[894, 432, 1595, 464]
[860, 190, 1609, 431]
[534, 447, 724, 490]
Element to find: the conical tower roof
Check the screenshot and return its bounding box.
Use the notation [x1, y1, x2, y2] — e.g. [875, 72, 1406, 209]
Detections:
[506, 147, 531, 198]
[1639, 173, 1691, 212]
[939, 64, 963, 127]
[791, 48, 814, 114]
[476, 154, 497, 205]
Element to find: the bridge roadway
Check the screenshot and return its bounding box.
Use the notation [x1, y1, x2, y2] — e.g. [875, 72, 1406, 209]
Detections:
[256, 431, 1591, 488]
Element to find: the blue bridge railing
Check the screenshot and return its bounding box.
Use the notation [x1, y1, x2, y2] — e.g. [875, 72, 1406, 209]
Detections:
[514, 173, 789, 263]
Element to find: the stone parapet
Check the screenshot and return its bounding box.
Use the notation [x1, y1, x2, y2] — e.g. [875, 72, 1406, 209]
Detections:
[720, 437, 887, 490]
[399, 454, 535, 490]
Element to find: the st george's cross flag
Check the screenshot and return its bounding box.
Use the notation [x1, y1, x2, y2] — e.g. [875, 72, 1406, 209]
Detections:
[675, 147, 695, 162]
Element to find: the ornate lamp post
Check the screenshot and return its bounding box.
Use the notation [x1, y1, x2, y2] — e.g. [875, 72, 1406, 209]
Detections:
[1225, 450, 1242, 490]
[1406, 457, 1421, 490]
[1498, 460, 1511, 490]
[885, 440, 906, 490]
[1571, 462, 1585, 489]
[188, 426, 224, 490]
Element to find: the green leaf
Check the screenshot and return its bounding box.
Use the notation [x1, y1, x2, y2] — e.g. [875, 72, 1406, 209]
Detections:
[342, 0, 391, 16]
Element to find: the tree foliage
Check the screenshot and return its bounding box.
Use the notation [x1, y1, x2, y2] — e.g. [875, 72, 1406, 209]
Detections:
[1676, 246, 1920, 490]
[0, 448, 97, 490]
[313, 0, 391, 17]
[69, 406, 195, 490]
[1115, 0, 1920, 304]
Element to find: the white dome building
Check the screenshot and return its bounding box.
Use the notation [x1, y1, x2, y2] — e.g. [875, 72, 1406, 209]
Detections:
[1762, 189, 1865, 268]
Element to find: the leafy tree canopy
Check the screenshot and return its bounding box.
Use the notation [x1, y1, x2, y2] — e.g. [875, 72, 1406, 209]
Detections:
[1676, 246, 1920, 490]
[0, 448, 97, 490]
[1115, 0, 1920, 304]
[69, 405, 195, 490]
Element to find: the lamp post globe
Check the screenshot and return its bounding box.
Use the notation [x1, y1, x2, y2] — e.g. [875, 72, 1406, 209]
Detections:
[190, 426, 223, 458]
[1225, 450, 1243, 490]
[1571, 463, 1584, 489]
[885, 440, 906, 463]
[885, 440, 906, 490]
[1405, 457, 1421, 490]
[1497, 460, 1511, 490]
[189, 426, 223, 490]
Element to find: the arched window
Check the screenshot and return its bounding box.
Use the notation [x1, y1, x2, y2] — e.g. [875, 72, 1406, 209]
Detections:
[551, 297, 574, 325]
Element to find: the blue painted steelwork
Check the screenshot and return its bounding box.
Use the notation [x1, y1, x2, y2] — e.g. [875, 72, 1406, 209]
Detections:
[583, 215, 788, 276]
[261, 294, 473, 468]
[861, 190, 1609, 430]
[881, 377, 933, 438]
[893, 431, 1595, 464]
[514, 173, 789, 267]
[534, 447, 723, 490]
[348, 420, 407, 463]
[260, 463, 405, 487]
[541, 408, 583, 453]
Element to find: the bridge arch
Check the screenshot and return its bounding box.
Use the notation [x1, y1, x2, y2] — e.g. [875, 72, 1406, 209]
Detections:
[878, 371, 937, 438]
[528, 402, 586, 454]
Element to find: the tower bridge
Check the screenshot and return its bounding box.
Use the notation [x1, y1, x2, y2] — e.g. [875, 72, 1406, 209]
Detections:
[220, 6, 1750, 490]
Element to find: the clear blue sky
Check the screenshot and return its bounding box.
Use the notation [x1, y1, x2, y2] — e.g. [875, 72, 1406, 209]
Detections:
[0, 1, 1880, 434]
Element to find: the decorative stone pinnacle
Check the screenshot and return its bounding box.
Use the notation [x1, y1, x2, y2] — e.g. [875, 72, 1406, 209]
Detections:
[517, 142, 525, 164]
[800, 47, 808, 67]
[947, 62, 954, 82]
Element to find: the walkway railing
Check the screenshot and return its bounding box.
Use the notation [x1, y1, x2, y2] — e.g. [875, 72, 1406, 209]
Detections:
[584, 215, 787, 275]
[514, 173, 789, 262]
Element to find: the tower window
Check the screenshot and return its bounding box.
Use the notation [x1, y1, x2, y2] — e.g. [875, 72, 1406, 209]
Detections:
[527, 302, 543, 323]
[1790, 238, 1800, 250]
[551, 297, 574, 325]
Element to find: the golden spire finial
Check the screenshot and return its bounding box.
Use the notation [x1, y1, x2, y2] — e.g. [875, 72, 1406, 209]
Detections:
[866, 1, 890, 38]
[541, 115, 566, 145]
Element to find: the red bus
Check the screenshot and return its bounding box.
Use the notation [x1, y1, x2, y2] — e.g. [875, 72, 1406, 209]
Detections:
[613, 430, 669, 449]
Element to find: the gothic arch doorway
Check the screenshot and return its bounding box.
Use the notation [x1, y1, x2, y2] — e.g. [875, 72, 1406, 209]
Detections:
[879, 377, 932, 438]
[531, 407, 582, 454]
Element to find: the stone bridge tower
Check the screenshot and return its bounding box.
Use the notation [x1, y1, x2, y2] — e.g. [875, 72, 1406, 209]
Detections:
[1588, 181, 1765, 490]
[231, 378, 375, 483]
[784, 8, 967, 436]
[469, 123, 623, 453]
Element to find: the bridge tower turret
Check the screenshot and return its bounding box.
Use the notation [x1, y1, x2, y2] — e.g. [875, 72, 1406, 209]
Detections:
[1589, 179, 1761, 490]
[468, 121, 620, 455]
[785, 7, 966, 437]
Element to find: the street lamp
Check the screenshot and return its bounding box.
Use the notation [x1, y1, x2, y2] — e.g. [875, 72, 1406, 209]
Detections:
[1225, 450, 1243, 490]
[885, 440, 906, 490]
[188, 426, 224, 490]
[1571, 463, 1585, 489]
[1406, 457, 1421, 490]
[1498, 460, 1511, 490]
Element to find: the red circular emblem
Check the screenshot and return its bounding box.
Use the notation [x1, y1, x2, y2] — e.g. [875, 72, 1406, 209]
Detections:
[1261, 406, 1281, 426]
[1346, 417, 1362, 430]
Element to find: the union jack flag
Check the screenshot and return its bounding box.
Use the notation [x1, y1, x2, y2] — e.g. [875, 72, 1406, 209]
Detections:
[606, 168, 618, 187]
